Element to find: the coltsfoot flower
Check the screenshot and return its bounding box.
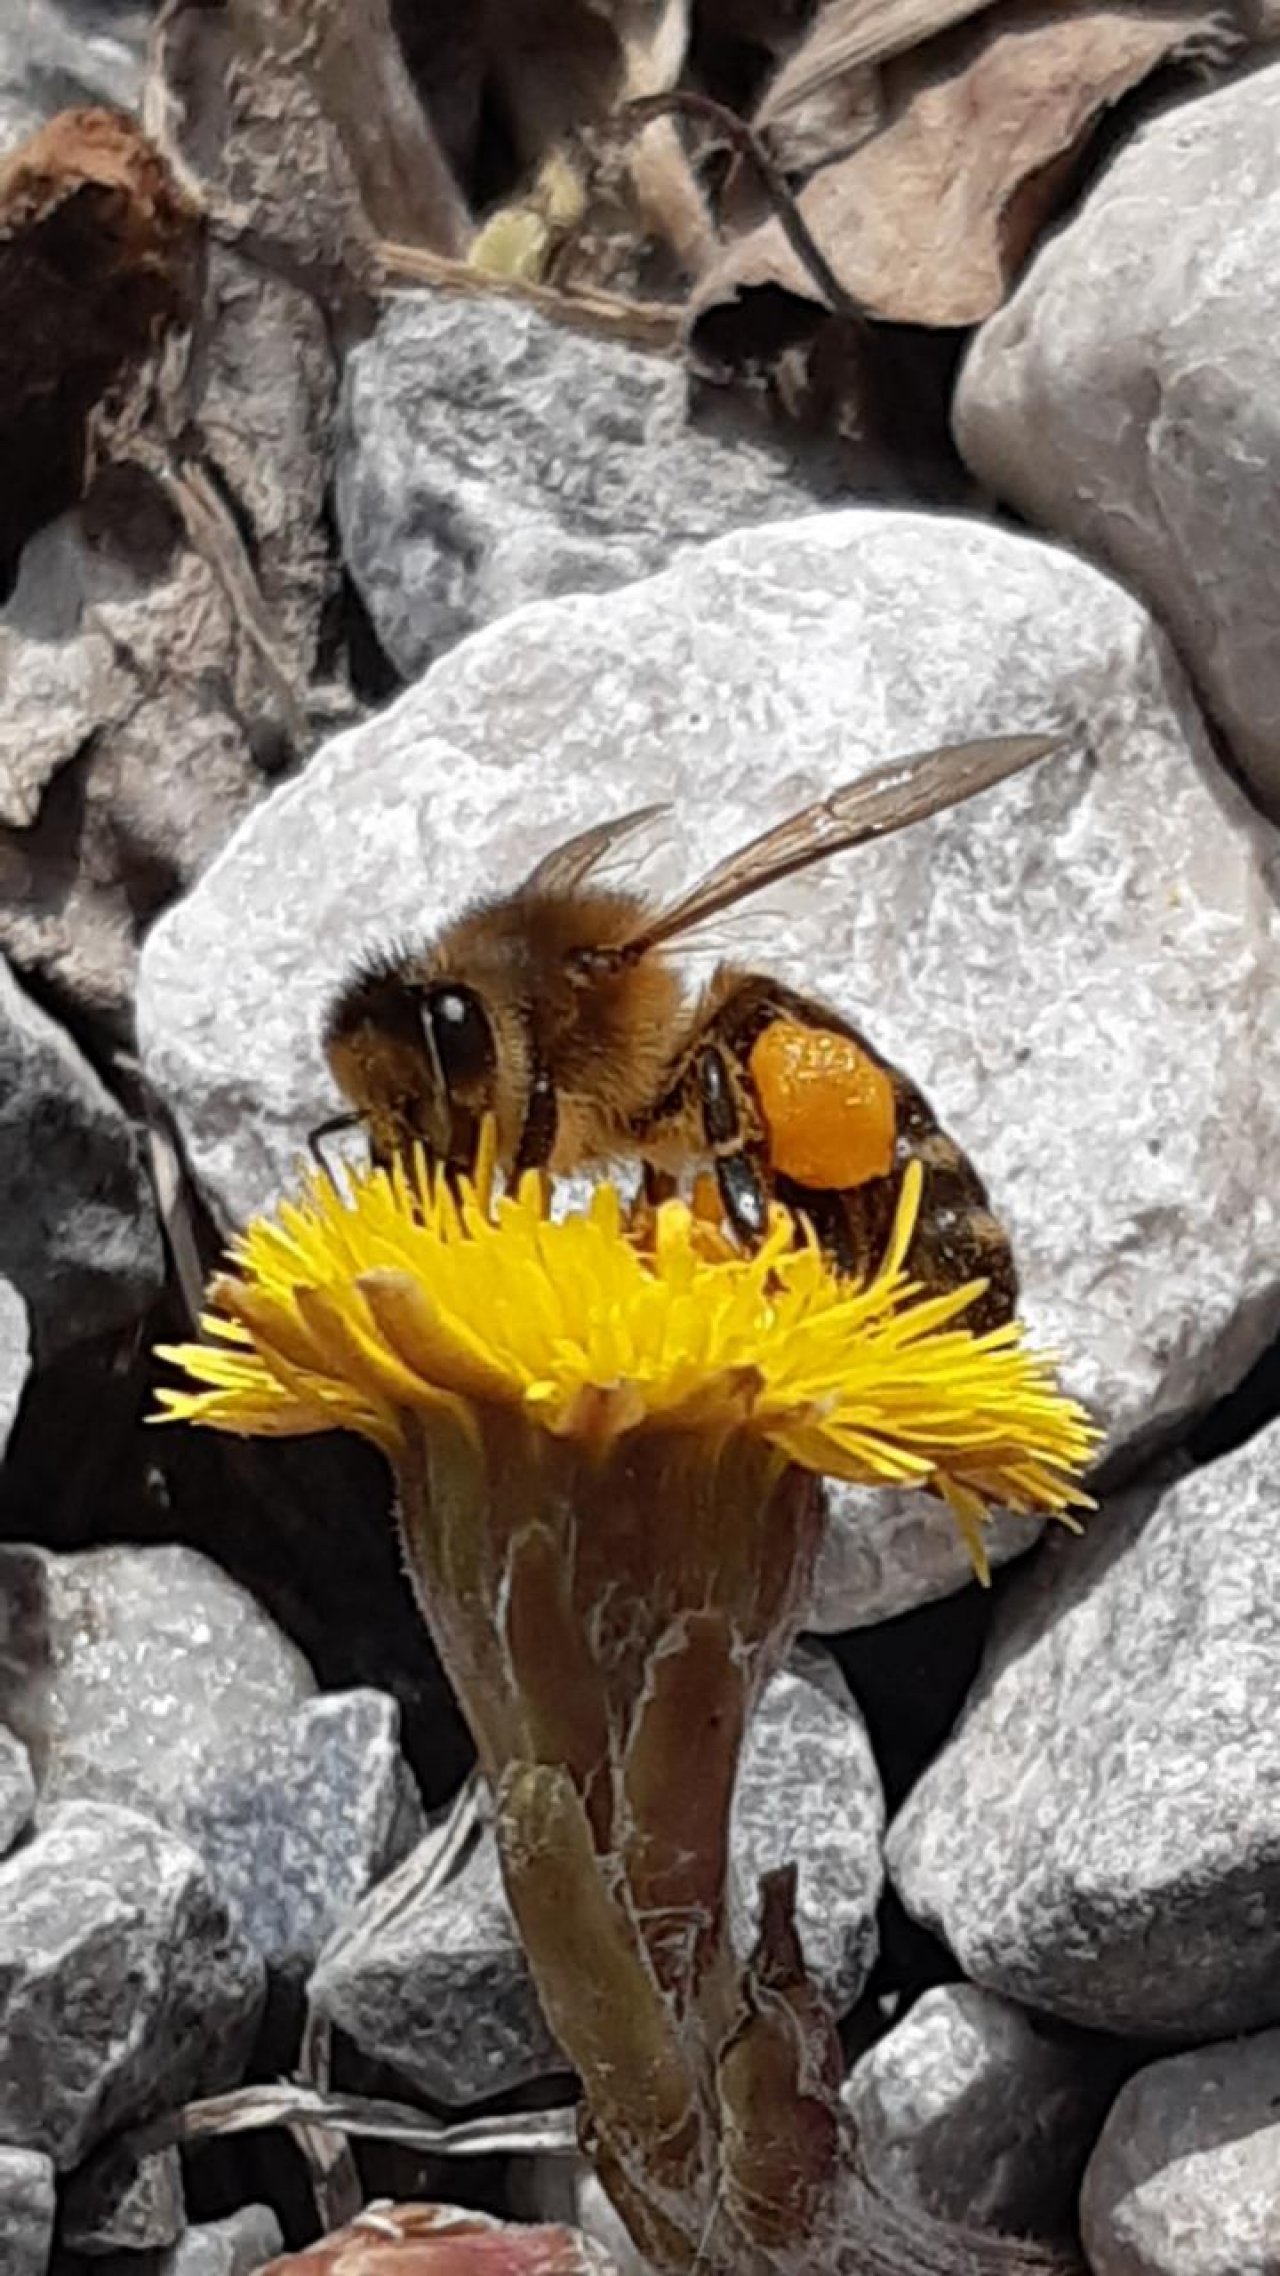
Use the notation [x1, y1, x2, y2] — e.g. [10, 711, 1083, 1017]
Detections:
[156, 1138, 1096, 1579]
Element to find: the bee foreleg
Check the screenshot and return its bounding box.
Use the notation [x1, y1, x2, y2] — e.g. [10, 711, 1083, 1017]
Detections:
[514, 1059, 558, 1174]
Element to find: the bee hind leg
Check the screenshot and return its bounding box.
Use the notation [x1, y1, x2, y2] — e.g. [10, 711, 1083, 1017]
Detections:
[697, 1044, 770, 1246]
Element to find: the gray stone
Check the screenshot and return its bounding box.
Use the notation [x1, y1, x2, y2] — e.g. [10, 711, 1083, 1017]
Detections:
[0, 1799, 263, 2168]
[955, 64, 1280, 815]
[0, 1545, 419, 1974]
[845, 1984, 1118, 2236]
[95, 2205, 285, 2276]
[733, 1646, 883, 2012]
[0, 2146, 55, 2276]
[137, 510, 1280, 1626]
[889, 1424, 1280, 2038]
[0, 1542, 313, 1818]
[61, 2141, 184, 2253]
[336, 294, 834, 680]
[312, 1652, 881, 2102]
[1081, 2031, 1280, 2276]
[0, 1727, 33, 1860]
[311, 1817, 563, 2106]
[183, 1687, 425, 1975]
[0, 955, 160, 1354]
[154, 2206, 283, 2276]
[0, 1281, 29, 1459]
[0, 2, 151, 160]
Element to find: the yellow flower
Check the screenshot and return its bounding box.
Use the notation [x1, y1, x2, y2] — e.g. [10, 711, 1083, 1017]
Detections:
[155, 1137, 1096, 1582]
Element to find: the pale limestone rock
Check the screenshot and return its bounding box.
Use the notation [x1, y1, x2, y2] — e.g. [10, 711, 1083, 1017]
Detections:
[0, 1800, 262, 2168]
[0, 1544, 421, 1973]
[337, 294, 838, 681]
[0, 1279, 28, 1460]
[889, 1426, 1280, 2038]
[1081, 2031, 1280, 2276]
[138, 510, 1280, 1624]
[955, 65, 1280, 812]
[844, 1984, 1119, 2237]
[0, 954, 160, 1353]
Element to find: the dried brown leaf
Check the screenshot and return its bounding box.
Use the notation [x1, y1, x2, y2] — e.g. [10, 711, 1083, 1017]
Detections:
[695, 1, 1235, 340]
[752, 0, 1010, 172]
[0, 108, 201, 574]
[607, 0, 717, 271]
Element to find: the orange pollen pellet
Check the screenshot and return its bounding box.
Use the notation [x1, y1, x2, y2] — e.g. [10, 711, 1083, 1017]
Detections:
[749, 1020, 897, 1191]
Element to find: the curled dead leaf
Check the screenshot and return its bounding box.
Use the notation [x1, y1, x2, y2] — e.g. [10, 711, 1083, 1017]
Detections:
[0, 108, 201, 576]
[693, 0, 1237, 352]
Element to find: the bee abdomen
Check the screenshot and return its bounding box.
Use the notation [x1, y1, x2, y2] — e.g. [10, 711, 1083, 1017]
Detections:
[888, 1084, 1017, 1333]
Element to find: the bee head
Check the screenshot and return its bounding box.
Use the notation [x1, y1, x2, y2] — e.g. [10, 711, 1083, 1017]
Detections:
[322, 959, 500, 1171]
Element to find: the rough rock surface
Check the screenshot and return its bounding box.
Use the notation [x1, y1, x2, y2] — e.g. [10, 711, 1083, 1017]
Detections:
[337, 295, 836, 681]
[183, 1686, 424, 1974]
[733, 1646, 883, 2010]
[0, 1544, 420, 1972]
[0, 2145, 55, 2276]
[312, 1650, 882, 2100]
[0, 1279, 29, 1459]
[1080, 2030, 1280, 2276]
[0, 1798, 263, 2167]
[0, 1725, 34, 1860]
[955, 65, 1280, 814]
[889, 1425, 1280, 2037]
[62, 2141, 185, 2253]
[0, 0, 150, 157]
[844, 1985, 1120, 2236]
[311, 1819, 563, 2105]
[96, 2205, 286, 2276]
[0, 1541, 313, 1812]
[0, 953, 160, 1353]
[137, 510, 1280, 1625]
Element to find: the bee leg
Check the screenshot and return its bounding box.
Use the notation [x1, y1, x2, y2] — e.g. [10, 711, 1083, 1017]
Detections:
[775, 1177, 860, 1279]
[698, 1045, 770, 1246]
[716, 1151, 770, 1244]
[514, 1060, 558, 1173]
[642, 1165, 678, 1207]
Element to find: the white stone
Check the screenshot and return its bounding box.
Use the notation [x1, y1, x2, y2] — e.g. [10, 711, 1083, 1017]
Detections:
[888, 1425, 1280, 2039]
[138, 510, 1280, 1625]
[0, 1544, 421, 1972]
[0, 1542, 314, 1825]
[0, 2, 150, 162]
[1081, 2031, 1280, 2276]
[0, 954, 160, 1354]
[0, 2146, 55, 2276]
[0, 1799, 262, 2168]
[337, 294, 834, 681]
[0, 1279, 28, 1460]
[955, 64, 1280, 813]
[845, 1984, 1117, 2236]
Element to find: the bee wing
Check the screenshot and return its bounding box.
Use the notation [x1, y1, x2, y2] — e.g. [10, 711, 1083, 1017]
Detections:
[617, 733, 1063, 954]
[520, 803, 672, 896]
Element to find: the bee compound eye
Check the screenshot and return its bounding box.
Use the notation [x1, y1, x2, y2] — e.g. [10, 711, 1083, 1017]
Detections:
[423, 985, 496, 1089]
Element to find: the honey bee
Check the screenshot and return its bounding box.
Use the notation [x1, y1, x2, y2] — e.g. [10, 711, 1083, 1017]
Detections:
[322, 734, 1060, 1330]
